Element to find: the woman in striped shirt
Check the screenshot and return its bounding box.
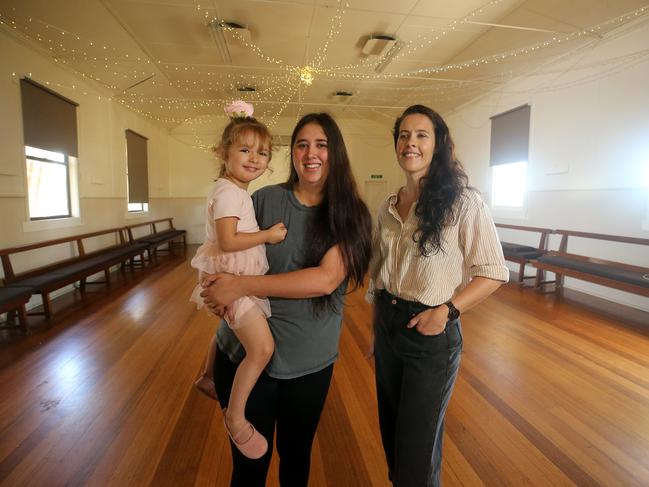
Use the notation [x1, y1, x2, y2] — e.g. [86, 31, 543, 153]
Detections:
[368, 104, 509, 487]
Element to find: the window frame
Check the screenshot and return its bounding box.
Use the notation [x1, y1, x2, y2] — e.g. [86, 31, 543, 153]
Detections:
[124, 129, 149, 214]
[489, 104, 531, 219]
[490, 160, 528, 210]
[127, 202, 149, 213]
[25, 146, 73, 221]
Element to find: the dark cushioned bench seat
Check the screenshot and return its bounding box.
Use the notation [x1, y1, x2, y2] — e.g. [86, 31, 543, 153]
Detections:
[532, 229, 649, 297]
[138, 229, 186, 245]
[501, 242, 545, 260]
[495, 224, 553, 284]
[126, 218, 186, 261]
[1, 228, 148, 320]
[0, 286, 34, 308]
[537, 254, 649, 289]
[8, 243, 148, 289]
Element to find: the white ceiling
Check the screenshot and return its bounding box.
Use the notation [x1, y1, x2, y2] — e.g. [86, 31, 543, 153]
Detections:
[2, 0, 648, 130]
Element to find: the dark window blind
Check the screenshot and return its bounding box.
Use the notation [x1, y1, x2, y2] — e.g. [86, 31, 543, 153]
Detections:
[20, 78, 78, 157]
[125, 129, 149, 204]
[490, 104, 530, 166]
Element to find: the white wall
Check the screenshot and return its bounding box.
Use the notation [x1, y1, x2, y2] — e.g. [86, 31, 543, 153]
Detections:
[445, 18, 649, 311]
[0, 29, 173, 277]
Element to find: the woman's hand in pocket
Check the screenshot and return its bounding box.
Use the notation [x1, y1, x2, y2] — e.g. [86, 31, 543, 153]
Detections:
[407, 306, 448, 336]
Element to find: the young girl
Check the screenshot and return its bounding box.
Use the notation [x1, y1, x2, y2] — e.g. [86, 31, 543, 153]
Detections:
[190, 101, 287, 460]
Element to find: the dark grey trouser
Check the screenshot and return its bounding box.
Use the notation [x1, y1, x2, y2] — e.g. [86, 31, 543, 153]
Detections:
[374, 290, 462, 487]
[214, 348, 333, 487]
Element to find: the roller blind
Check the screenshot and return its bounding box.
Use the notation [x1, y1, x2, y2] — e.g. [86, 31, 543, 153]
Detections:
[489, 104, 530, 166]
[125, 129, 149, 204]
[20, 78, 79, 157]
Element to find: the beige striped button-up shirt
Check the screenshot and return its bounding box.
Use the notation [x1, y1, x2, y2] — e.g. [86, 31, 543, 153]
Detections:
[367, 188, 509, 306]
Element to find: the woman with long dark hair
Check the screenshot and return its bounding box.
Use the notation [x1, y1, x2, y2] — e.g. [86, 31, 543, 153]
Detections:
[201, 112, 372, 486]
[368, 105, 508, 486]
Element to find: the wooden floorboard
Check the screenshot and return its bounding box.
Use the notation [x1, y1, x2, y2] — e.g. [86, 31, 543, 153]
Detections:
[1, 248, 648, 486]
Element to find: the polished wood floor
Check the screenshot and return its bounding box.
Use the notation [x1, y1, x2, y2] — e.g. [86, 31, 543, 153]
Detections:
[1, 248, 649, 486]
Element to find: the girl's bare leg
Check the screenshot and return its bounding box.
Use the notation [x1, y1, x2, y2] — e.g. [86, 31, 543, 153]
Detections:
[225, 315, 274, 435]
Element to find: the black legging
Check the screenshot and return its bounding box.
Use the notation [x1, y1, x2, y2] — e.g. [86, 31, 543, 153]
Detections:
[214, 346, 334, 487]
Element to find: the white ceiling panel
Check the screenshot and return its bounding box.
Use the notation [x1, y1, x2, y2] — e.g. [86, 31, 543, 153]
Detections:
[1, 0, 647, 128]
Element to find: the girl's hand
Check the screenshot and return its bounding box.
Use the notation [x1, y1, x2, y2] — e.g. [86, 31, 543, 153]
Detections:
[407, 306, 449, 336]
[265, 222, 287, 244]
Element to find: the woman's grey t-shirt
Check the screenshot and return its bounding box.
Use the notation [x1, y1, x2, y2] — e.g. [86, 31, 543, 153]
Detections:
[216, 184, 346, 379]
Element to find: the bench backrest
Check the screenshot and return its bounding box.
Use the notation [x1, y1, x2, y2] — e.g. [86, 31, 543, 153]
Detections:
[555, 229, 649, 252]
[0, 227, 128, 282]
[125, 218, 176, 242]
[495, 223, 553, 250]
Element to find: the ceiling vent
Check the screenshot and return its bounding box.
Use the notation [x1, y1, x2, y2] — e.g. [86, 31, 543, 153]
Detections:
[209, 20, 251, 64]
[361, 34, 397, 57]
[332, 90, 354, 103]
[374, 41, 404, 73]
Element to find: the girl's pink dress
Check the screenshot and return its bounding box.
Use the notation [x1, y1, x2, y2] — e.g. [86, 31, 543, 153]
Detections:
[189, 178, 271, 328]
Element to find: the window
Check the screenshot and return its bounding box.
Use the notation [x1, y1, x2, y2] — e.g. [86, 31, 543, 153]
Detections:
[25, 146, 71, 219]
[490, 104, 530, 209]
[644, 163, 649, 230]
[20, 79, 79, 220]
[125, 130, 149, 213]
[128, 202, 149, 212]
[491, 161, 527, 207]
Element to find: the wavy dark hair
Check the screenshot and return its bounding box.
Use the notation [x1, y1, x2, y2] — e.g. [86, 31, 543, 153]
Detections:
[393, 105, 470, 256]
[288, 113, 372, 310]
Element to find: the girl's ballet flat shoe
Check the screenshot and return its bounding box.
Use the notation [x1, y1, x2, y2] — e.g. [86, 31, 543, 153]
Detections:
[224, 417, 268, 460]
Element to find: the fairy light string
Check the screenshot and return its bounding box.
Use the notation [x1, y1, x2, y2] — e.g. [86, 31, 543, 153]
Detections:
[0, 2, 648, 139]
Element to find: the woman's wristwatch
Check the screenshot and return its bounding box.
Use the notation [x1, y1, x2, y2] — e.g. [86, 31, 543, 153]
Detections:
[444, 301, 460, 320]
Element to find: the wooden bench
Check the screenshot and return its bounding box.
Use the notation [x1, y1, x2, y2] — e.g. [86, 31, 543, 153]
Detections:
[495, 223, 553, 284]
[125, 218, 186, 261]
[0, 228, 149, 321]
[533, 230, 649, 297]
[0, 286, 34, 331]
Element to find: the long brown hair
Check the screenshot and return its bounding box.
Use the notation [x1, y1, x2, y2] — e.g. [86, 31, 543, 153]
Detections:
[393, 105, 470, 256]
[289, 113, 372, 308]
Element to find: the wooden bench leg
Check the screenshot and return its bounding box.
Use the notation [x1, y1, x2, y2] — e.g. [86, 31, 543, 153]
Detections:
[18, 305, 28, 332]
[1, 306, 29, 333]
[518, 262, 525, 283]
[104, 269, 111, 286]
[535, 268, 543, 289]
[42, 293, 52, 320]
[80, 277, 87, 293]
[6, 309, 17, 324]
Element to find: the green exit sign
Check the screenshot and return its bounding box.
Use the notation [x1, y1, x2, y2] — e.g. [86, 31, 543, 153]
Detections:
[370, 174, 383, 179]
